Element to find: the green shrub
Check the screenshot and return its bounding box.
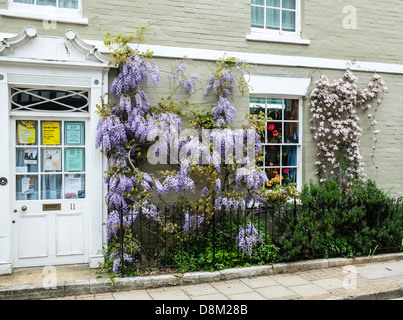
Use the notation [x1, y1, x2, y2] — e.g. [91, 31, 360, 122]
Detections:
[276, 180, 403, 262]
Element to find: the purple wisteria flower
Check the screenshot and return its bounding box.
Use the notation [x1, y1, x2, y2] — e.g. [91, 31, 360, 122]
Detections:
[215, 196, 246, 212]
[111, 54, 160, 97]
[96, 115, 128, 153]
[236, 223, 263, 256]
[183, 211, 205, 234]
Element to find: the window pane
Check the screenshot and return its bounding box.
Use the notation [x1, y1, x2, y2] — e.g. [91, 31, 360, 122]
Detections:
[42, 148, 62, 172]
[16, 120, 38, 146]
[16, 148, 38, 173]
[283, 168, 297, 185]
[266, 0, 280, 7]
[284, 99, 299, 120]
[41, 174, 62, 200]
[252, 6, 265, 28]
[283, 146, 297, 167]
[266, 8, 280, 30]
[252, 0, 265, 5]
[267, 99, 283, 120]
[65, 122, 85, 145]
[265, 145, 280, 167]
[65, 174, 85, 199]
[250, 98, 266, 115]
[59, 0, 78, 9]
[266, 169, 281, 187]
[284, 123, 299, 143]
[282, 10, 296, 31]
[65, 148, 85, 172]
[16, 175, 39, 201]
[37, 0, 57, 6]
[282, 0, 296, 9]
[267, 123, 282, 144]
[42, 121, 61, 146]
[13, 0, 34, 3]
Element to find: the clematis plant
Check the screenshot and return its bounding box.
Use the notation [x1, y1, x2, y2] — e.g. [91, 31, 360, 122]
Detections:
[309, 70, 387, 186]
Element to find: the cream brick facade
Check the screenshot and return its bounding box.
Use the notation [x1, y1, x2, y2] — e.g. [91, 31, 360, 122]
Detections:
[0, 0, 402, 196]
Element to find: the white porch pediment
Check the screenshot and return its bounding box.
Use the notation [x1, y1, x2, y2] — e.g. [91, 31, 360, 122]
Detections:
[0, 26, 110, 68]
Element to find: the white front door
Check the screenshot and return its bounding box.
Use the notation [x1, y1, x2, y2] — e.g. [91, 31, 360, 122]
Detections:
[11, 117, 91, 268]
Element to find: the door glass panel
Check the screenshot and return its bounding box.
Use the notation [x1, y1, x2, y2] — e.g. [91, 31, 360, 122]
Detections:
[65, 148, 85, 172]
[65, 122, 85, 145]
[42, 121, 61, 146]
[16, 120, 37, 145]
[16, 148, 38, 173]
[41, 148, 62, 172]
[41, 174, 62, 200]
[64, 174, 85, 199]
[15, 120, 86, 201]
[16, 175, 39, 201]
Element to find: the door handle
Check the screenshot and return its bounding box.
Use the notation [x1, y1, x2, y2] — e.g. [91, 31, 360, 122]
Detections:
[21, 206, 27, 212]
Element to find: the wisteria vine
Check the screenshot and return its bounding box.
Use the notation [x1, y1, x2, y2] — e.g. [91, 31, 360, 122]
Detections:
[96, 42, 269, 273]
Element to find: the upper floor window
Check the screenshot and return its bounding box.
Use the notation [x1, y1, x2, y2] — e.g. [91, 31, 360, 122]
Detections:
[252, 0, 297, 32]
[0, 0, 88, 25]
[248, 0, 309, 45]
[13, 0, 78, 9]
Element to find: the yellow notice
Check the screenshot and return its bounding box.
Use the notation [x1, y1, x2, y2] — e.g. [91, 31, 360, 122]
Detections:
[42, 122, 61, 145]
[18, 121, 36, 145]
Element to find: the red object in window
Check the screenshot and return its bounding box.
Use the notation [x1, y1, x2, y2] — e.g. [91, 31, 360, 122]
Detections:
[273, 130, 279, 137]
[284, 169, 290, 174]
[268, 124, 275, 131]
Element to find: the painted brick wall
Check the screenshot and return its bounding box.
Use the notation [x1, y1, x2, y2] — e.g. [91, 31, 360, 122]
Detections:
[1, 0, 403, 63]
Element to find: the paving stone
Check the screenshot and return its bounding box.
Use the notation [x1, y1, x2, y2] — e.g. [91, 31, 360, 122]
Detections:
[147, 287, 191, 300]
[211, 280, 254, 296]
[181, 283, 220, 297]
[240, 276, 278, 289]
[227, 291, 267, 300]
[288, 284, 329, 297]
[190, 293, 229, 300]
[94, 292, 114, 300]
[255, 285, 298, 299]
[272, 275, 310, 287]
[113, 290, 152, 300]
[312, 278, 345, 290]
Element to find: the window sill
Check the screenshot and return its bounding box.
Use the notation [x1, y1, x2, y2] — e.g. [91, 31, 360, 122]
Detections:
[0, 9, 88, 25]
[246, 33, 310, 45]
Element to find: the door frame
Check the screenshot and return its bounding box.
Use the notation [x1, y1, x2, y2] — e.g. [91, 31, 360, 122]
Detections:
[0, 62, 109, 274]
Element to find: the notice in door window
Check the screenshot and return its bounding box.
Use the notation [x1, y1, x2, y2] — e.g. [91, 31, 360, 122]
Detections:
[17, 121, 36, 145]
[42, 122, 61, 145]
[21, 177, 35, 195]
[43, 148, 61, 171]
[65, 122, 84, 145]
[65, 148, 84, 172]
[24, 148, 38, 165]
[65, 174, 84, 199]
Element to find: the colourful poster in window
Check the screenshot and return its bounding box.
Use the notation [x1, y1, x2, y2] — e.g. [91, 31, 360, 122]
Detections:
[65, 148, 84, 172]
[64, 174, 83, 199]
[21, 177, 35, 195]
[43, 148, 62, 171]
[17, 121, 36, 145]
[42, 122, 61, 145]
[65, 122, 84, 145]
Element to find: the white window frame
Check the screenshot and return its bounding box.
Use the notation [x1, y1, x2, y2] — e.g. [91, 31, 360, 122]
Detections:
[0, 0, 88, 25]
[247, 0, 310, 45]
[250, 96, 303, 189]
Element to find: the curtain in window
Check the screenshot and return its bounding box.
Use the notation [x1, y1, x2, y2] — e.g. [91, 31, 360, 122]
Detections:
[59, 0, 78, 9]
[37, 0, 57, 6]
[14, 0, 34, 3]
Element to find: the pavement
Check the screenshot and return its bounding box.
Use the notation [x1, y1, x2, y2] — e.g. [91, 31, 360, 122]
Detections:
[1, 253, 403, 301]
